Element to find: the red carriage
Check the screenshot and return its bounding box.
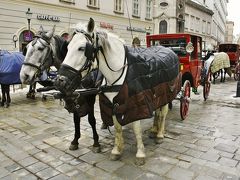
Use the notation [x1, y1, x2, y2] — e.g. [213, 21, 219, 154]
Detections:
[146, 33, 211, 118]
[218, 43, 240, 81]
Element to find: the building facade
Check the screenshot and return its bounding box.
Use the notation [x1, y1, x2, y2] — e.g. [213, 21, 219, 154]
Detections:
[225, 21, 234, 43]
[0, 0, 155, 51]
[0, 0, 229, 52]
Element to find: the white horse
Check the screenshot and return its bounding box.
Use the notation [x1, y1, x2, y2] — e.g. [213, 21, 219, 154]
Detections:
[55, 18, 181, 165]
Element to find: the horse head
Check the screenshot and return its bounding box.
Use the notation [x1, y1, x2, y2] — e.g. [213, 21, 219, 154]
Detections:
[54, 18, 98, 95]
[20, 25, 57, 84]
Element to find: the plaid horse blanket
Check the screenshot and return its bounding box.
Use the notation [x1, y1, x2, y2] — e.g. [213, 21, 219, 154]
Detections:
[211, 52, 230, 74]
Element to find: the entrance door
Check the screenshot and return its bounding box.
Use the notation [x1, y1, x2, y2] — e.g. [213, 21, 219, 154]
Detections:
[19, 30, 34, 52]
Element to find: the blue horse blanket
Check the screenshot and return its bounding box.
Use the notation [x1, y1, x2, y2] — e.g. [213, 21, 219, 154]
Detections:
[0, 50, 24, 84]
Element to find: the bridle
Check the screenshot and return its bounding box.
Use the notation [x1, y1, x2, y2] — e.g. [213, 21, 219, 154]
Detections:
[23, 34, 54, 79]
[58, 29, 127, 89]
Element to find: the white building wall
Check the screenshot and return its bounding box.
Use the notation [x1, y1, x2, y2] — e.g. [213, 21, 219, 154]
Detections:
[0, 0, 154, 51]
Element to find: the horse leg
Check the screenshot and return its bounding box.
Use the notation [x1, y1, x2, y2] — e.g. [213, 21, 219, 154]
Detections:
[5, 85, 11, 108]
[69, 112, 81, 150]
[1, 84, 6, 106]
[87, 96, 101, 153]
[155, 104, 169, 144]
[148, 110, 160, 138]
[132, 120, 146, 166]
[110, 116, 124, 161]
[27, 83, 36, 99]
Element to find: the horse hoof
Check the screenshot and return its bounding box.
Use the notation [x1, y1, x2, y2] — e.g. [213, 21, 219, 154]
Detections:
[92, 146, 101, 153]
[69, 144, 78, 151]
[155, 137, 164, 144]
[110, 153, 121, 161]
[5, 103, 10, 108]
[148, 131, 157, 139]
[135, 157, 145, 166]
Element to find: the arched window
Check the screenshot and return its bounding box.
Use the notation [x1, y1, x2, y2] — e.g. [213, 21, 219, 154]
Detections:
[159, 20, 167, 34]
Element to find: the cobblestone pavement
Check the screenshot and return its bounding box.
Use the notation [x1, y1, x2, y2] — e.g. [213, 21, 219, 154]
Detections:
[0, 77, 240, 180]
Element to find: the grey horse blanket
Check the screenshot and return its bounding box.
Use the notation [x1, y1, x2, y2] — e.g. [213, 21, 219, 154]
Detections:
[99, 46, 181, 126]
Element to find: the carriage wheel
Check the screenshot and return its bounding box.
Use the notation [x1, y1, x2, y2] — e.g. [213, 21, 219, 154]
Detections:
[180, 80, 191, 120]
[234, 65, 240, 81]
[203, 72, 211, 101]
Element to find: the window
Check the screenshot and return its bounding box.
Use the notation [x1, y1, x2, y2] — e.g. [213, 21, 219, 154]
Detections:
[159, 20, 167, 34]
[133, 0, 140, 17]
[114, 0, 123, 13]
[87, 0, 99, 8]
[202, 20, 206, 34]
[146, 0, 151, 19]
[59, 0, 75, 4]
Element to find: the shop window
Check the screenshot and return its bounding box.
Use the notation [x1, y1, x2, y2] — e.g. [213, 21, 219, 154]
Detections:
[87, 0, 99, 8]
[132, 0, 140, 17]
[114, 0, 124, 13]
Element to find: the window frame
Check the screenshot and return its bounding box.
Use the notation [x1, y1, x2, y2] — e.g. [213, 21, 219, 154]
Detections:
[132, 0, 140, 18]
[146, 0, 151, 20]
[114, 0, 124, 14]
[87, 0, 99, 8]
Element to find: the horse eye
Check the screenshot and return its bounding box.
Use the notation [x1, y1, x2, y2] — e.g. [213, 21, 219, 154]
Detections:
[78, 47, 85, 51]
[38, 47, 44, 51]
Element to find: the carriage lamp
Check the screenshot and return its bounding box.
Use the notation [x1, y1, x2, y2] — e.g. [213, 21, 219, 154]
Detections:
[26, 8, 33, 41]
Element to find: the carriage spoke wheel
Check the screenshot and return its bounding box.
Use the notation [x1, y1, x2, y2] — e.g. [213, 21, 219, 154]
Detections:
[180, 80, 191, 120]
[203, 72, 211, 101]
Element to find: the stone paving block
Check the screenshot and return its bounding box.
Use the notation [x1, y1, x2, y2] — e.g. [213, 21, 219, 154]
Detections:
[48, 159, 64, 168]
[165, 166, 195, 180]
[66, 147, 90, 158]
[200, 152, 220, 162]
[221, 173, 240, 180]
[96, 159, 124, 173]
[214, 143, 238, 154]
[219, 151, 234, 159]
[18, 156, 39, 167]
[218, 157, 238, 167]
[48, 174, 70, 180]
[0, 167, 10, 178]
[184, 149, 204, 158]
[26, 161, 49, 173]
[136, 172, 167, 180]
[36, 167, 60, 180]
[34, 151, 56, 163]
[113, 164, 144, 179]
[55, 163, 76, 174]
[142, 158, 174, 176]
[195, 175, 218, 180]
[59, 154, 74, 163]
[43, 136, 63, 146]
[79, 151, 106, 165]
[5, 163, 22, 173]
[12, 168, 30, 177]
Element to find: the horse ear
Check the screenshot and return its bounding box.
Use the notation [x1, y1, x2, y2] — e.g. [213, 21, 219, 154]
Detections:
[45, 25, 56, 39]
[87, 18, 95, 33]
[39, 25, 44, 32]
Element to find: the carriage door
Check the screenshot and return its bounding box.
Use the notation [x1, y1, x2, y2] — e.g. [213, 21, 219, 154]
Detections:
[19, 30, 34, 52]
[189, 36, 202, 87]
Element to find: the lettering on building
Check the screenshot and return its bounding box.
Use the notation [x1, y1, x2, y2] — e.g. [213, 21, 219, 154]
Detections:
[127, 26, 146, 33]
[37, 14, 60, 22]
[100, 22, 113, 30]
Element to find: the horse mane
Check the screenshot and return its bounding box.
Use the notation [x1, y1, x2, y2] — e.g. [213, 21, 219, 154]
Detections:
[52, 35, 67, 62]
[73, 22, 125, 50]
